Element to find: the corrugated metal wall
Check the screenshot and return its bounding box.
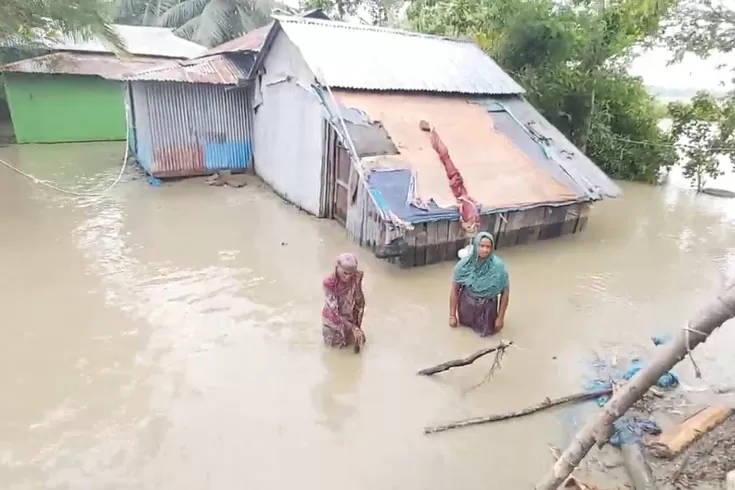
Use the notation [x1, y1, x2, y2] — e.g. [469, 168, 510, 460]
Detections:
[128, 81, 253, 178]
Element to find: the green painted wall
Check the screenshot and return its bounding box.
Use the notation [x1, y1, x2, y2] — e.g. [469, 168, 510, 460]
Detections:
[3, 73, 126, 143]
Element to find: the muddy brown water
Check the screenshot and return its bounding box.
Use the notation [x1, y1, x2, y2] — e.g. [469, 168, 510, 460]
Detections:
[1, 142, 735, 490]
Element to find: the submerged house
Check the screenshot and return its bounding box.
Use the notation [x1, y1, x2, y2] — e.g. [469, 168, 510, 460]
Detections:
[123, 54, 254, 178]
[246, 16, 620, 267]
[122, 10, 329, 178]
[243, 16, 621, 266]
[0, 25, 205, 143]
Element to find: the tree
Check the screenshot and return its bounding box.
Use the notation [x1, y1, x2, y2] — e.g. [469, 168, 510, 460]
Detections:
[1, 0, 124, 50]
[663, 0, 735, 61]
[114, 0, 294, 47]
[536, 283, 735, 489]
[298, 0, 403, 24]
[668, 92, 735, 191]
[406, 0, 677, 182]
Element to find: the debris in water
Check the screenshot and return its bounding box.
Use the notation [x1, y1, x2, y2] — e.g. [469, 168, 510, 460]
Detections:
[648, 405, 734, 459]
[205, 171, 248, 188]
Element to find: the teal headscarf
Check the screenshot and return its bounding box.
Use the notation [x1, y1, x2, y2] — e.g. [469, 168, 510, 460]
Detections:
[453, 232, 509, 298]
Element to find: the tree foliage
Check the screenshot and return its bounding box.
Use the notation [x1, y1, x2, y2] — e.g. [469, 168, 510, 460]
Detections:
[299, 0, 403, 24]
[663, 0, 735, 61]
[668, 92, 735, 191]
[1, 0, 124, 50]
[114, 0, 293, 47]
[407, 0, 677, 182]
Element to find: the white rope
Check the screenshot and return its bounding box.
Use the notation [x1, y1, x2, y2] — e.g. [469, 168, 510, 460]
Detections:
[0, 101, 131, 198]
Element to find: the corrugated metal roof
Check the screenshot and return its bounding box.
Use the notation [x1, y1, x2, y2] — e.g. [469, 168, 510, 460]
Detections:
[125, 55, 246, 84]
[0, 52, 168, 80]
[334, 91, 580, 211]
[202, 11, 330, 57]
[45, 24, 206, 59]
[205, 23, 272, 56]
[257, 16, 525, 95]
[477, 97, 621, 199]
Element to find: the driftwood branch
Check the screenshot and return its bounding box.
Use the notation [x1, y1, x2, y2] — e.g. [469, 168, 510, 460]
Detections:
[424, 388, 612, 435]
[535, 284, 735, 490]
[417, 341, 513, 376]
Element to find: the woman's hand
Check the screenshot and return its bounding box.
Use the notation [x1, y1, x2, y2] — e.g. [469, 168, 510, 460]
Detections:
[494, 316, 505, 332]
[449, 315, 458, 328]
[353, 327, 365, 344]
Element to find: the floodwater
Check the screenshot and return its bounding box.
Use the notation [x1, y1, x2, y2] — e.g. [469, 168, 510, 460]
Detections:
[1, 142, 735, 490]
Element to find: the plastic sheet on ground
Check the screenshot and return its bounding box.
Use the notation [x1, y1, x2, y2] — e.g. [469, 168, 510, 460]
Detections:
[582, 335, 678, 447]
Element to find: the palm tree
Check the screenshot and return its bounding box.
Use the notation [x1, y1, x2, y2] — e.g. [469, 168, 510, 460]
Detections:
[114, 0, 295, 47]
[2, 0, 125, 51]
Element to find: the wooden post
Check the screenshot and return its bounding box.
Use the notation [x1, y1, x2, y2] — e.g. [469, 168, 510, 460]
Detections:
[535, 285, 735, 490]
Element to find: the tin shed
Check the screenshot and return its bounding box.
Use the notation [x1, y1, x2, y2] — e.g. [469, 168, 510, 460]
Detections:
[124, 54, 254, 178]
[0, 25, 205, 144]
[248, 16, 620, 266]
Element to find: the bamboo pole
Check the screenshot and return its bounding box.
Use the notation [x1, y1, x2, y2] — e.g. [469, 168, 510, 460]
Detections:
[535, 285, 735, 490]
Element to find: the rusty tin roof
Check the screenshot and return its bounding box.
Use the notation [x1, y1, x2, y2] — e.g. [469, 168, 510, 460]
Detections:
[125, 55, 246, 84]
[205, 23, 272, 56]
[0, 52, 169, 80]
[201, 9, 329, 57]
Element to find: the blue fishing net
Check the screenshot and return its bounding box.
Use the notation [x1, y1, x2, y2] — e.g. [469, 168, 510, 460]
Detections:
[581, 335, 677, 447]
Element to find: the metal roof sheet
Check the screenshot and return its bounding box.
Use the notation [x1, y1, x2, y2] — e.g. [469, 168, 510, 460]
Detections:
[125, 55, 246, 84]
[0, 52, 168, 80]
[202, 11, 330, 57]
[261, 16, 525, 95]
[205, 23, 272, 56]
[476, 97, 621, 199]
[335, 91, 580, 211]
[45, 24, 206, 59]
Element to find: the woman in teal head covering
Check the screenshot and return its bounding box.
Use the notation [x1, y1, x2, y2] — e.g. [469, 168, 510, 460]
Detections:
[449, 232, 510, 336]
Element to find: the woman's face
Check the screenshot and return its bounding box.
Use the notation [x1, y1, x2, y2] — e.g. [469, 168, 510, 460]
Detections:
[336, 266, 355, 282]
[477, 237, 494, 259]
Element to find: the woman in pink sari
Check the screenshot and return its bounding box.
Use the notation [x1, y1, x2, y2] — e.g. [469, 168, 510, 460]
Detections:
[322, 253, 366, 352]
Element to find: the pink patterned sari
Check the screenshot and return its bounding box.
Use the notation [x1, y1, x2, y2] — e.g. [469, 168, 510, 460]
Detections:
[321, 254, 366, 349]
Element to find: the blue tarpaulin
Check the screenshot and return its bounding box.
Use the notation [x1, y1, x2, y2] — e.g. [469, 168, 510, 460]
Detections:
[581, 335, 677, 447]
[366, 169, 460, 224]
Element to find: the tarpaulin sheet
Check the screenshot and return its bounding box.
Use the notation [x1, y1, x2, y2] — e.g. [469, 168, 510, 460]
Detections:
[367, 169, 458, 223]
[335, 91, 580, 210]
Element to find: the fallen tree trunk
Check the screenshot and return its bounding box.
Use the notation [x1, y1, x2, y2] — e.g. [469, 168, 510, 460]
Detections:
[549, 446, 600, 490]
[417, 341, 513, 376]
[648, 405, 733, 459]
[424, 388, 612, 434]
[535, 285, 735, 490]
[619, 444, 657, 490]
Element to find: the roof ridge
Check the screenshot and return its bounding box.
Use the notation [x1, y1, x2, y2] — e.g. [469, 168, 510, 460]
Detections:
[0, 52, 59, 70]
[271, 15, 476, 45]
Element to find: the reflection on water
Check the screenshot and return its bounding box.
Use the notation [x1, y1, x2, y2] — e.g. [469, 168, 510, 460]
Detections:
[2, 142, 735, 489]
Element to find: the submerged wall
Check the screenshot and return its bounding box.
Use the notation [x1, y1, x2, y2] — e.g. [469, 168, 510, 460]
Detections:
[4, 73, 126, 143]
[346, 199, 591, 267]
[252, 31, 325, 217]
[127, 81, 253, 178]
